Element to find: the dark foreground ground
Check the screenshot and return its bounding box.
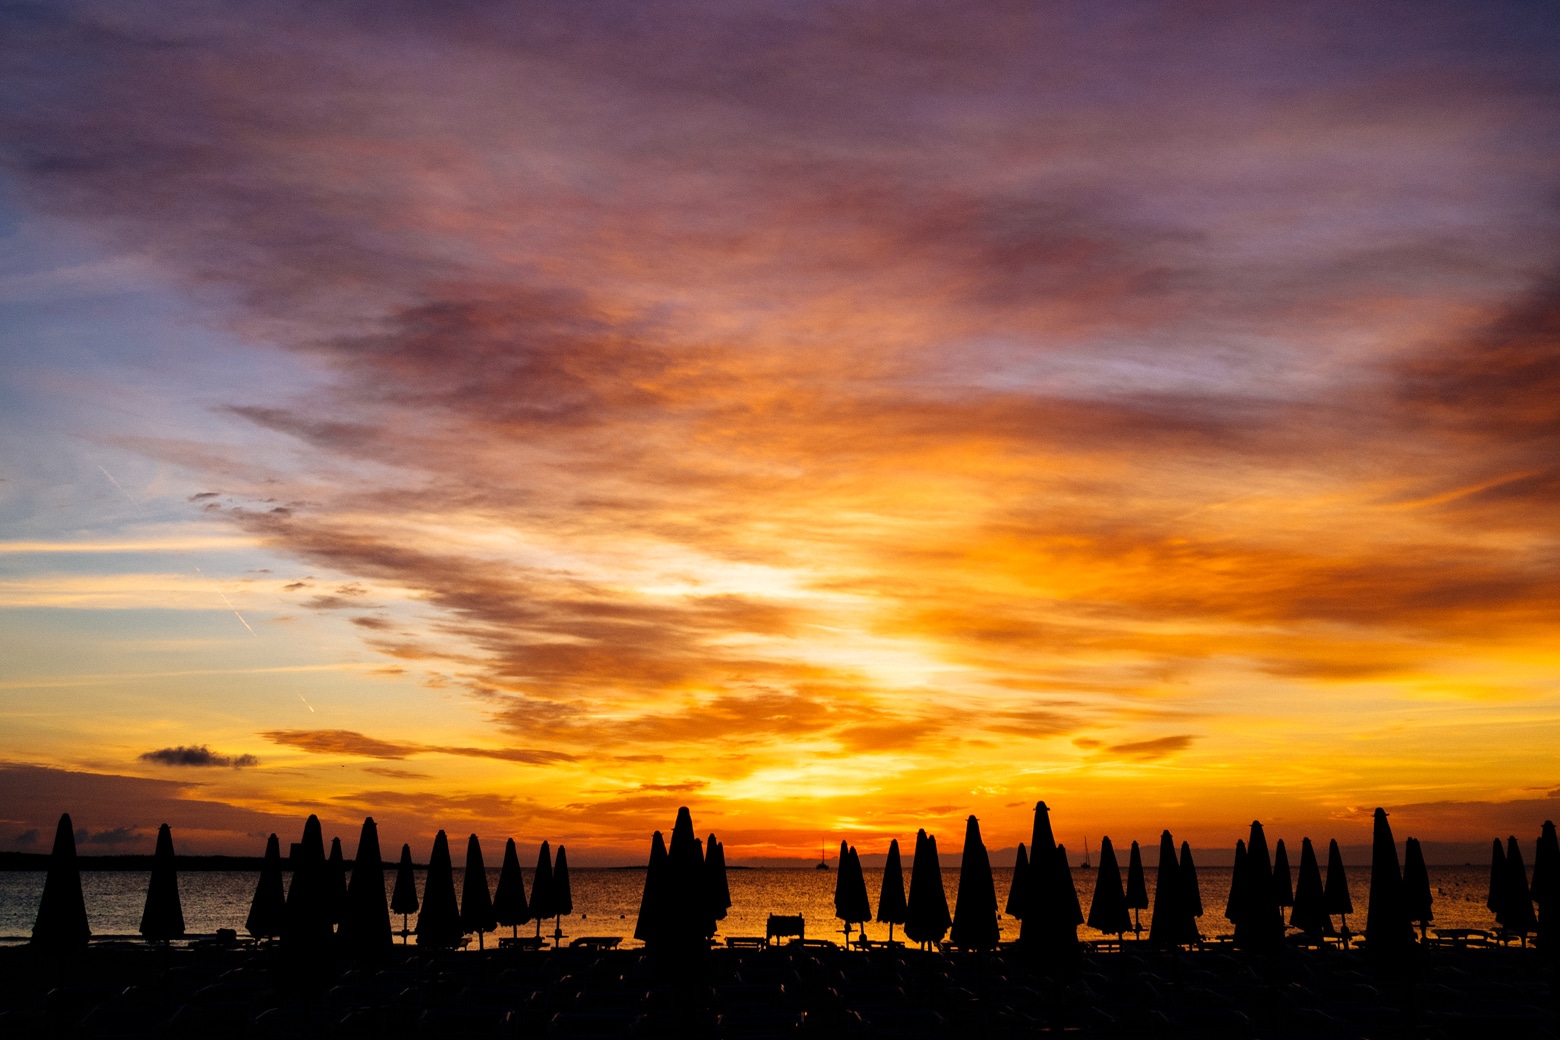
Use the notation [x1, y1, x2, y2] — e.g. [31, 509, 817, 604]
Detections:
[0, 939, 1555, 1038]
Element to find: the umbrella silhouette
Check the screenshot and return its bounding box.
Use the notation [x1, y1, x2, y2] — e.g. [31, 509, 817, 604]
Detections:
[1324, 838, 1353, 941]
[415, 830, 464, 949]
[666, 807, 714, 948]
[246, 834, 286, 941]
[1018, 802, 1080, 964]
[1502, 836, 1538, 941]
[1086, 836, 1130, 938]
[390, 843, 419, 942]
[706, 834, 731, 926]
[1402, 836, 1432, 940]
[1234, 821, 1283, 951]
[1364, 808, 1412, 953]
[326, 836, 348, 927]
[461, 834, 496, 950]
[1534, 820, 1558, 955]
[1148, 830, 1195, 947]
[32, 812, 90, 950]
[950, 815, 999, 951]
[1486, 837, 1507, 925]
[139, 823, 184, 942]
[1124, 840, 1148, 937]
[530, 840, 558, 940]
[1289, 837, 1331, 939]
[282, 815, 333, 956]
[1224, 838, 1246, 929]
[1055, 843, 1084, 931]
[339, 817, 392, 959]
[905, 829, 951, 948]
[492, 838, 529, 939]
[1272, 838, 1294, 909]
[1180, 841, 1204, 930]
[633, 830, 668, 946]
[1004, 843, 1028, 921]
[834, 841, 871, 943]
[877, 838, 907, 943]
[553, 845, 573, 942]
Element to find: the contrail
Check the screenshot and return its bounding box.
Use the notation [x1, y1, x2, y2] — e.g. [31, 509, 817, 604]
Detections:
[298, 693, 316, 713]
[194, 565, 256, 635]
[97, 464, 144, 514]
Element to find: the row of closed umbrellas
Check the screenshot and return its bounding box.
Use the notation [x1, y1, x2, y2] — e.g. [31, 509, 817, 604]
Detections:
[827, 805, 1560, 955]
[28, 805, 1560, 958]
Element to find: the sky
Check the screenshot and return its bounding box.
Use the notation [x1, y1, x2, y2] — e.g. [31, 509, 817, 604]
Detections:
[2, 0, 1559, 865]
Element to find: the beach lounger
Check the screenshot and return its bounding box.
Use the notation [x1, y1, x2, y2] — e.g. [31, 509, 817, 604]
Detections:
[765, 914, 805, 946]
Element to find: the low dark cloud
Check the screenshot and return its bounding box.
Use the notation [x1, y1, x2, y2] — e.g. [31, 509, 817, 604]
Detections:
[139, 745, 259, 769]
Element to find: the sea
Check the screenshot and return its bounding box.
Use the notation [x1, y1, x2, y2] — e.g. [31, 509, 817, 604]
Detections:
[0, 865, 1502, 946]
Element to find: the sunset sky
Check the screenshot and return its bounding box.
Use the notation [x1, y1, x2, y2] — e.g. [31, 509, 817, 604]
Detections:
[2, 1, 1558, 864]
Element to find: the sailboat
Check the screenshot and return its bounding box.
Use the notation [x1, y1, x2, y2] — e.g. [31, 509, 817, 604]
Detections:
[1081, 837, 1091, 870]
[816, 839, 831, 870]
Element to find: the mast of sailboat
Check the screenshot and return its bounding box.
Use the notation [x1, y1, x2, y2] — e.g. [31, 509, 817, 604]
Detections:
[1082, 836, 1092, 869]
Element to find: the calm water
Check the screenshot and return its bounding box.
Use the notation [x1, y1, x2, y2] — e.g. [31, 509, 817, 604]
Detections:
[0, 865, 1502, 945]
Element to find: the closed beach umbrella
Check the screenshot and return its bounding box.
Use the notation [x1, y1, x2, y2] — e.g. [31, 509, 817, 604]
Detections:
[1324, 839, 1353, 923]
[1055, 844, 1084, 929]
[492, 838, 529, 938]
[326, 836, 348, 927]
[951, 815, 999, 951]
[1148, 830, 1195, 947]
[1502, 836, 1538, 939]
[705, 835, 730, 923]
[666, 807, 714, 946]
[1364, 808, 1412, 953]
[1019, 802, 1057, 949]
[1534, 820, 1559, 954]
[877, 838, 907, 942]
[33, 813, 90, 950]
[461, 834, 496, 950]
[1234, 821, 1283, 951]
[1005, 843, 1028, 920]
[905, 829, 952, 948]
[1272, 839, 1294, 908]
[1087, 836, 1131, 937]
[139, 823, 185, 942]
[633, 830, 668, 945]
[554, 845, 574, 918]
[837, 845, 872, 942]
[246, 834, 286, 940]
[1019, 802, 1080, 964]
[390, 843, 419, 941]
[1224, 839, 1246, 927]
[1290, 837, 1331, 938]
[415, 830, 464, 949]
[1181, 841, 1204, 926]
[529, 840, 557, 938]
[339, 817, 392, 959]
[832, 841, 853, 933]
[1487, 838, 1507, 924]
[1125, 840, 1148, 936]
[1402, 837, 1432, 939]
[282, 815, 333, 955]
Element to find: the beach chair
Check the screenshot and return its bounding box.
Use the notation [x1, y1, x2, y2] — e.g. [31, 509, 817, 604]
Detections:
[766, 914, 805, 946]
